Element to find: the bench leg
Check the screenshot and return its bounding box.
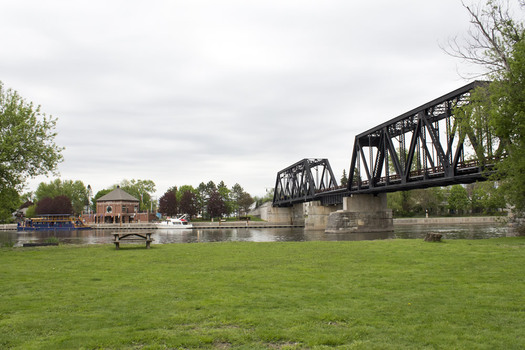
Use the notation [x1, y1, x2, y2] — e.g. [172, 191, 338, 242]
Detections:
[114, 242, 120, 250]
[146, 241, 151, 249]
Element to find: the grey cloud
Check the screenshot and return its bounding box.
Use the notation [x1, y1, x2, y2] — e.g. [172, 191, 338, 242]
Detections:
[2, 0, 475, 197]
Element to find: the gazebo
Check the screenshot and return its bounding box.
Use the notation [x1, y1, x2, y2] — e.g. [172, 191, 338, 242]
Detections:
[95, 186, 140, 224]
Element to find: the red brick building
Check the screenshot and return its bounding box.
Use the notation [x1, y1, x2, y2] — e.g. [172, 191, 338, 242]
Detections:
[84, 187, 154, 223]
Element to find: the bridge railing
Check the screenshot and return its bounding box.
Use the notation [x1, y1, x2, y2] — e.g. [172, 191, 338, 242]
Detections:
[349, 157, 497, 193]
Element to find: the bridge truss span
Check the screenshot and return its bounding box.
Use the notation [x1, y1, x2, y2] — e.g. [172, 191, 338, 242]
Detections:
[272, 81, 496, 207]
[273, 158, 341, 207]
[348, 80, 493, 194]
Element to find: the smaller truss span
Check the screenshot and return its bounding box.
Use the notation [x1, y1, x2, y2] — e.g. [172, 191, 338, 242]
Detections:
[273, 158, 339, 207]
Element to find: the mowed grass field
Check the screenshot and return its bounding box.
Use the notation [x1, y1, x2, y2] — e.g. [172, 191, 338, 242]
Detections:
[1, 238, 524, 349]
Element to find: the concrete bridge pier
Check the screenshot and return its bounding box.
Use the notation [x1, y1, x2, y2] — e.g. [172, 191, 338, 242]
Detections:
[257, 201, 341, 229]
[262, 205, 293, 225]
[304, 201, 342, 230]
[257, 202, 305, 226]
[325, 193, 393, 233]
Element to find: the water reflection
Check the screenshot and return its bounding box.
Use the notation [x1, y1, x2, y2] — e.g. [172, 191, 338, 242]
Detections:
[0, 223, 510, 247]
[156, 228, 394, 243]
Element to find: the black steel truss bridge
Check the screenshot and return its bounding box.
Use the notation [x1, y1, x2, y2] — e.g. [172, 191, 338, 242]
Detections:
[273, 81, 498, 207]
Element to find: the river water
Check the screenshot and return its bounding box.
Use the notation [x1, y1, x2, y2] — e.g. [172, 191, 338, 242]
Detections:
[0, 223, 512, 247]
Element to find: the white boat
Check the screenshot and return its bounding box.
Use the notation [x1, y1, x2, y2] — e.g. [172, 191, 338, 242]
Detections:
[155, 214, 193, 229]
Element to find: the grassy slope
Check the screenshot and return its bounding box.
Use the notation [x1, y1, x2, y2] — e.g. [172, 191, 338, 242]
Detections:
[0, 238, 524, 349]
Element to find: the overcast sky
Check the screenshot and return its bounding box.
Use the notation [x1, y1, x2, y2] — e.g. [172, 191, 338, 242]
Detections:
[2, 0, 478, 199]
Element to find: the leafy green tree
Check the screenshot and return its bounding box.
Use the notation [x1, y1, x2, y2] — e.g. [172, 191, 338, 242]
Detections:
[387, 191, 414, 217]
[176, 185, 197, 203]
[0, 187, 19, 222]
[412, 187, 447, 216]
[92, 189, 112, 212]
[120, 179, 156, 211]
[486, 40, 525, 213]
[35, 179, 88, 215]
[0, 81, 64, 192]
[468, 181, 506, 214]
[447, 185, 470, 215]
[254, 188, 274, 208]
[448, 0, 525, 214]
[238, 191, 254, 215]
[230, 183, 255, 217]
[388, 187, 449, 217]
[25, 204, 36, 219]
[0, 82, 63, 221]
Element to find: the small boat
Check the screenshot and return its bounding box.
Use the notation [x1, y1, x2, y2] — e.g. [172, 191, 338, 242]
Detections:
[18, 214, 92, 231]
[156, 214, 193, 229]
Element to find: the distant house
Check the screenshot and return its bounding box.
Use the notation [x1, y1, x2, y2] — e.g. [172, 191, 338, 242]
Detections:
[12, 201, 34, 220]
[87, 186, 153, 224]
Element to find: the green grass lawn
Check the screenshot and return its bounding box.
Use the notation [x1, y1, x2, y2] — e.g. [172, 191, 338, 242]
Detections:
[1, 238, 524, 349]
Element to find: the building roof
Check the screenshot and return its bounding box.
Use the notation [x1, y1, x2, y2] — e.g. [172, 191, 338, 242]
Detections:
[97, 187, 139, 202]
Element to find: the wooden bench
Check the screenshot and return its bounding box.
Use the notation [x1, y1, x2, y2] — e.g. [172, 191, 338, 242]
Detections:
[113, 232, 153, 249]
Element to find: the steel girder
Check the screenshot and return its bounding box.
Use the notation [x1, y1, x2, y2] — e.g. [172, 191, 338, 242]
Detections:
[271, 81, 495, 207]
[347, 81, 493, 194]
[273, 158, 339, 207]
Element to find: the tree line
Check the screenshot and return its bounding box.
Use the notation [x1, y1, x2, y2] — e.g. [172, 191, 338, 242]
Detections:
[12, 178, 258, 221]
[341, 171, 506, 217]
[387, 182, 505, 217]
[158, 181, 255, 220]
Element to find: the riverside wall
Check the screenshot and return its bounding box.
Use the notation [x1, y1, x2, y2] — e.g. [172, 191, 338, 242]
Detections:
[393, 216, 505, 225]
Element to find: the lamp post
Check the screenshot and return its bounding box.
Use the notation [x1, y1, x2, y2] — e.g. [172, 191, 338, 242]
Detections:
[87, 185, 93, 221]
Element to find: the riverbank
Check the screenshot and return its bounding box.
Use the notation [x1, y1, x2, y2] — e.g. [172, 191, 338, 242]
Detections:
[1, 238, 523, 349]
[393, 216, 506, 225]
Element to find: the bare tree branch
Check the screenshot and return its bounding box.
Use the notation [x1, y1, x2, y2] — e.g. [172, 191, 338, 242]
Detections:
[442, 0, 524, 78]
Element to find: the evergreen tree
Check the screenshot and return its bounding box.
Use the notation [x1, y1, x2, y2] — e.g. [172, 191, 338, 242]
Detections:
[340, 169, 348, 187]
[207, 190, 227, 219]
